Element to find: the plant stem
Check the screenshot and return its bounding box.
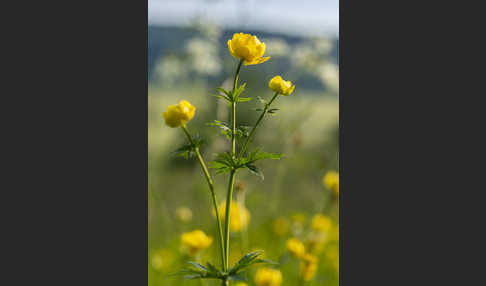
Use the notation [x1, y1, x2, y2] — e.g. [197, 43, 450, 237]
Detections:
[181, 125, 226, 269]
[231, 59, 243, 155]
[238, 92, 280, 158]
[223, 170, 236, 271]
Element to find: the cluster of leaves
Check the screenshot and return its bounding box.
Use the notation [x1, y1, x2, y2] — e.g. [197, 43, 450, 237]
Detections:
[256, 96, 279, 114]
[173, 136, 205, 159]
[207, 120, 250, 140]
[208, 149, 283, 179]
[213, 83, 251, 104]
[176, 251, 277, 282]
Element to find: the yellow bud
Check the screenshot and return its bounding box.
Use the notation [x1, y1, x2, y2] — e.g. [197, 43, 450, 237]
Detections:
[228, 33, 270, 66]
[300, 253, 318, 281]
[268, 75, 295, 96]
[323, 171, 339, 195]
[254, 268, 283, 286]
[180, 230, 212, 255]
[311, 214, 332, 233]
[286, 237, 306, 259]
[216, 201, 250, 232]
[162, 100, 196, 128]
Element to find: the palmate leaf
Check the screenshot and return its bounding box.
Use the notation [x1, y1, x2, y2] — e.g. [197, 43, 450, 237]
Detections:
[207, 120, 232, 139]
[239, 149, 284, 165]
[208, 152, 236, 175]
[228, 250, 278, 276]
[245, 163, 264, 180]
[173, 137, 205, 159]
[232, 82, 247, 101]
[175, 261, 224, 281]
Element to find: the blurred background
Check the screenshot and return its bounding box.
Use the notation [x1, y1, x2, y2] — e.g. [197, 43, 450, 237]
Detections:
[148, 0, 339, 285]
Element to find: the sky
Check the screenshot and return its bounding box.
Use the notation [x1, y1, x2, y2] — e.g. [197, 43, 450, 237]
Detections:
[148, 0, 339, 37]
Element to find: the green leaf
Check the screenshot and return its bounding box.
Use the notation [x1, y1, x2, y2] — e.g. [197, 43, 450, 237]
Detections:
[232, 82, 247, 100]
[208, 152, 236, 175]
[207, 120, 232, 139]
[172, 137, 205, 159]
[245, 164, 264, 180]
[236, 97, 252, 102]
[187, 261, 208, 273]
[229, 250, 275, 275]
[257, 96, 267, 105]
[227, 273, 247, 281]
[267, 108, 279, 114]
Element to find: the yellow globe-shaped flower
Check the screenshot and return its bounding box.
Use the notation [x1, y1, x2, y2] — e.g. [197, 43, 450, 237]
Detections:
[323, 170, 339, 195]
[180, 230, 212, 255]
[162, 100, 196, 128]
[286, 237, 306, 258]
[268, 76, 295, 96]
[300, 253, 318, 281]
[228, 33, 270, 66]
[311, 214, 332, 233]
[216, 201, 250, 232]
[254, 268, 283, 286]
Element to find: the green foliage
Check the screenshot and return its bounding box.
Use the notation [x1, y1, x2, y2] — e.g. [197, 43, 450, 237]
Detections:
[176, 252, 277, 283]
[229, 250, 278, 276]
[214, 83, 251, 104]
[208, 149, 283, 179]
[207, 120, 250, 139]
[173, 137, 204, 159]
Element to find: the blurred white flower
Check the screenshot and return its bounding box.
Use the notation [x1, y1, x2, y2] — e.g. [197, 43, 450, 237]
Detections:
[261, 37, 290, 57]
[317, 63, 339, 92]
[186, 38, 222, 76]
[154, 55, 187, 86]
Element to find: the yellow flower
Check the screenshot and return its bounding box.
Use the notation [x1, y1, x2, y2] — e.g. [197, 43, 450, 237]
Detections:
[272, 217, 290, 237]
[175, 206, 192, 222]
[254, 268, 283, 286]
[286, 237, 306, 258]
[323, 171, 339, 195]
[268, 76, 295, 96]
[300, 253, 318, 281]
[228, 33, 270, 66]
[311, 214, 332, 233]
[180, 230, 212, 255]
[233, 283, 248, 286]
[162, 100, 196, 128]
[216, 201, 250, 232]
[151, 248, 173, 271]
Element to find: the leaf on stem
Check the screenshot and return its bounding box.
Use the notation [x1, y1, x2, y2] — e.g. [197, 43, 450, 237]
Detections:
[228, 250, 278, 276]
[173, 137, 205, 159]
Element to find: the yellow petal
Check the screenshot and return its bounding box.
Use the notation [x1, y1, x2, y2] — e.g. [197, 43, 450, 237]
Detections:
[244, 56, 270, 66]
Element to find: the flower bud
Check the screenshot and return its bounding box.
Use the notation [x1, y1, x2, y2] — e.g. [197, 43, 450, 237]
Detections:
[162, 100, 196, 128]
[269, 76, 295, 96]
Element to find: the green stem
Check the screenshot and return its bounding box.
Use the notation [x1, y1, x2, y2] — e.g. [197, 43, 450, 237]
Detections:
[239, 92, 280, 158]
[223, 170, 236, 271]
[231, 59, 243, 155]
[181, 125, 226, 270]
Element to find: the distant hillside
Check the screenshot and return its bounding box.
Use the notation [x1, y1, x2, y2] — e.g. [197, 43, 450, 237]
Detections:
[148, 26, 338, 77]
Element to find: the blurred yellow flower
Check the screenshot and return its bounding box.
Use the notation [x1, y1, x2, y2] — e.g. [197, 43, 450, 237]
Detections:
[162, 100, 196, 128]
[175, 206, 192, 222]
[300, 253, 318, 281]
[311, 214, 332, 233]
[151, 248, 172, 271]
[180, 230, 212, 255]
[323, 171, 339, 195]
[286, 237, 305, 258]
[228, 33, 270, 66]
[216, 201, 250, 232]
[272, 217, 290, 237]
[268, 76, 295, 96]
[254, 268, 283, 286]
[233, 283, 248, 286]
